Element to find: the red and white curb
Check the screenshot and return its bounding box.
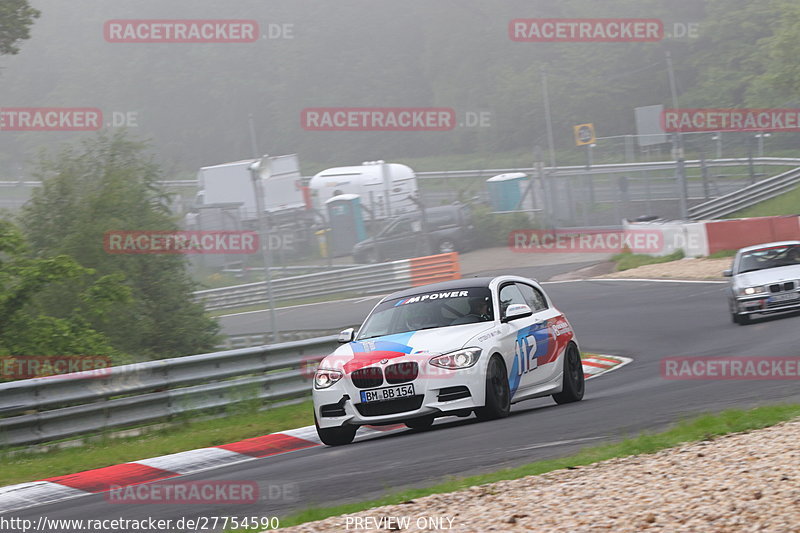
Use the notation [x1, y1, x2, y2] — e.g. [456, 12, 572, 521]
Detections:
[0, 357, 630, 514]
[583, 354, 632, 379]
[0, 425, 402, 514]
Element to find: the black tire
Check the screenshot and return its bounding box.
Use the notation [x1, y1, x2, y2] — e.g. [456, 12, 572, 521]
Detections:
[405, 414, 435, 430]
[475, 356, 511, 421]
[731, 312, 741, 324]
[437, 240, 457, 254]
[736, 313, 751, 325]
[552, 343, 585, 405]
[315, 416, 357, 446]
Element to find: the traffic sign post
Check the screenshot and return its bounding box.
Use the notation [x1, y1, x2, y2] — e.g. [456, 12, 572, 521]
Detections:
[575, 124, 597, 211]
[574, 123, 596, 146]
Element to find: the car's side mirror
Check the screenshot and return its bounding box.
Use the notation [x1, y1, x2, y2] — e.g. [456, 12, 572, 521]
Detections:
[338, 328, 355, 343]
[723, 269, 733, 277]
[502, 303, 533, 322]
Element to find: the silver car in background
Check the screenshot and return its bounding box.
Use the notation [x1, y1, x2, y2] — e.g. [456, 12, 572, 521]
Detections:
[725, 241, 800, 325]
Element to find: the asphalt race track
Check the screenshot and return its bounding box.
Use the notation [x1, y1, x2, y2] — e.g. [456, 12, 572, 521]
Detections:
[217, 261, 603, 337]
[7, 275, 800, 531]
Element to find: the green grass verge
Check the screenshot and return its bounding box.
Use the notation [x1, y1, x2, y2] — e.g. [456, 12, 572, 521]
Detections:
[0, 400, 315, 487]
[707, 249, 737, 259]
[727, 184, 800, 218]
[260, 404, 800, 531]
[611, 249, 684, 271]
[0, 354, 603, 486]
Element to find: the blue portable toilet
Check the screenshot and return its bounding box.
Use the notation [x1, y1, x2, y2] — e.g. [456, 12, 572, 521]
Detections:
[325, 194, 368, 257]
[487, 173, 527, 212]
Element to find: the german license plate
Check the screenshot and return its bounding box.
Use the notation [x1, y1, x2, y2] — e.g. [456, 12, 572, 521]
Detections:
[769, 293, 800, 303]
[360, 384, 415, 403]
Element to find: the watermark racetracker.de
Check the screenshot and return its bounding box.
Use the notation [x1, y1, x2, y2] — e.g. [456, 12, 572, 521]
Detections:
[0, 108, 140, 131]
[104, 19, 259, 43]
[662, 108, 800, 132]
[104, 230, 258, 254]
[509, 18, 663, 42]
[0, 355, 111, 380]
[300, 108, 492, 131]
[301, 108, 455, 131]
[661, 356, 800, 380]
[508, 228, 664, 254]
[105, 480, 299, 504]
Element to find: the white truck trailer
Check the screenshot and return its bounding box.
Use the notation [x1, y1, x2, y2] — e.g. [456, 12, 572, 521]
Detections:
[194, 154, 306, 218]
[308, 161, 419, 220]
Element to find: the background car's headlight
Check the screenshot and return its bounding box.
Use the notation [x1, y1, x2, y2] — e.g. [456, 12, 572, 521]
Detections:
[430, 347, 481, 369]
[738, 286, 766, 296]
[314, 369, 343, 389]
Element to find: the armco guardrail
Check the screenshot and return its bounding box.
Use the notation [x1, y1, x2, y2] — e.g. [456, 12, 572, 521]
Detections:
[688, 166, 800, 220]
[4, 157, 798, 189]
[217, 329, 347, 349]
[0, 336, 339, 447]
[415, 157, 800, 180]
[194, 252, 460, 311]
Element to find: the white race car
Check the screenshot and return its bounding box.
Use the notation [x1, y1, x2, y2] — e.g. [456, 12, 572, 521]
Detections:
[312, 275, 584, 445]
[725, 240, 800, 325]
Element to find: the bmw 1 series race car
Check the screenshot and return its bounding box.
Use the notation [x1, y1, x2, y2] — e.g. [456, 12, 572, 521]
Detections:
[312, 275, 584, 445]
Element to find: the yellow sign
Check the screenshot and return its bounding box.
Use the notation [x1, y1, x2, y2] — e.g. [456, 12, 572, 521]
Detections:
[574, 123, 596, 146]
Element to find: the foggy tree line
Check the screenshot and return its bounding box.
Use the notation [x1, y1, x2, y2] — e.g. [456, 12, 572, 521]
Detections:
[1, 0, 799, 175]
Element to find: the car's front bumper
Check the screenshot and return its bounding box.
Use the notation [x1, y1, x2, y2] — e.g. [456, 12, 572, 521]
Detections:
[733, 290, 800, 315]
[313, 359, 486, 429]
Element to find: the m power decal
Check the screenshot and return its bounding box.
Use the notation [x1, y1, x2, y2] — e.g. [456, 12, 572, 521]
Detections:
[395, 290, 470, 306]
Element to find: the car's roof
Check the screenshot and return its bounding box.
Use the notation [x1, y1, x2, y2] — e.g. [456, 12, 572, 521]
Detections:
[383, 274, 538, 301]
[738, 241, 800, 254]
[385, 276, 495, 300]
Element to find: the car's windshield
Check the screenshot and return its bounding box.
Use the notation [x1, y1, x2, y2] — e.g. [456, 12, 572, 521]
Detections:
[357, 287, 493, 340]
[737, 245, 800, 274]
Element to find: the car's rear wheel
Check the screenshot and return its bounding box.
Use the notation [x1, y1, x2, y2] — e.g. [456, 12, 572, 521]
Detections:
[552, 343, 585, 405]
[475, 356, 511, 421]
[405, 414, 435, 430]
[315, 416, 357, 446]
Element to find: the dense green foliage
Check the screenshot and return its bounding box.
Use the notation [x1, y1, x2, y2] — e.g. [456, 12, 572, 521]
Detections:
[18, 132, 220, 360]
[0, 219, 126, 359]
[0, 0, 39, 55]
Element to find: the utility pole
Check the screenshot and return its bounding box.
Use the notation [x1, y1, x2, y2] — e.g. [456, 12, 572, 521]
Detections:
[247, 115, 279, 343]
[666, 51, 688, 220]
[541, 66, 557, 170]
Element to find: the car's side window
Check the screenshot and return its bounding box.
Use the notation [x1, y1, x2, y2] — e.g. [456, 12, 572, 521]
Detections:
[386, 219, 413, 236]
[498, 284, 527, 318]
[516, 283, 548, 311]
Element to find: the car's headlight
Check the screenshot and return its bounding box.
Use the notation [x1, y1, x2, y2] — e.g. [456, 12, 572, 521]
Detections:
[314, 369, 343, 389]
[738, 286, 766, 296]
[430, 347, 482, 369]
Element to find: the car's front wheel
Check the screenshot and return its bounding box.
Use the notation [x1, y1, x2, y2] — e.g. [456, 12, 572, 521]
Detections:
[315, 417, 357, 446]
[732, 312, 751, 325]
[475, 355, 511, 421]
[552, 343, 585, 404]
